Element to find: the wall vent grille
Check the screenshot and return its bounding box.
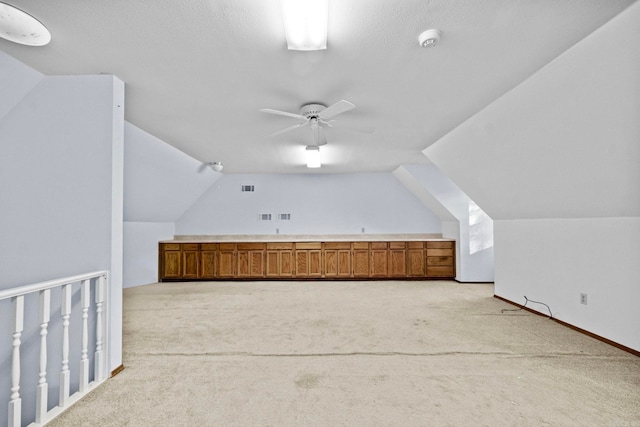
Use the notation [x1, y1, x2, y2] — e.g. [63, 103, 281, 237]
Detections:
[241, 185, 255, 192]
[258, 213, 272, 221]
[278, 213, 291, 221]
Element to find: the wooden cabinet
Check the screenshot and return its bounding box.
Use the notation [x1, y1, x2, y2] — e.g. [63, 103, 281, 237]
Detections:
[237, 243, 265, 278]
[323, 242, 351, 278]
[158, 239, 455, 281]
[389, 242, 407, 277]
[426, 241, 455, 278]
[266, 243, 294, 278]
[295, 243, 322, 278]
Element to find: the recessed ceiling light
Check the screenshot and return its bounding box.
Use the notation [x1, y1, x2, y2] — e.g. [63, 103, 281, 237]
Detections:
[281, 0, 328, 51]
[0, 2, 51, 46]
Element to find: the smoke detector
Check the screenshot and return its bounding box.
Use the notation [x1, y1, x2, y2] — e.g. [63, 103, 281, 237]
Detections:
[418, 29, 441, 48]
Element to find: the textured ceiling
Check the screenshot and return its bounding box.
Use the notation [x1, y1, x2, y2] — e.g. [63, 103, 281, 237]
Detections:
[1, 0, 635, 174]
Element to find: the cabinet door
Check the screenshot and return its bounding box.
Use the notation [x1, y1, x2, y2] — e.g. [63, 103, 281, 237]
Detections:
[352, 248, 370, 277]
[279, 250, 294, 277]
[389, 249, 407, 277]
[250, 250, 265, 277]
[201, 250, 217, 278]
[217, 249, 236, 278]
[162, 249, 181, 279]
[182, 244, 200, 279]
[369, 242, 387, 277]
[407, 249, 426, 277]
[266, 251, 280, 277]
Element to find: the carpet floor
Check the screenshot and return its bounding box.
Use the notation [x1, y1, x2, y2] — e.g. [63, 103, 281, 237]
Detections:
[48, 280, 640, 426]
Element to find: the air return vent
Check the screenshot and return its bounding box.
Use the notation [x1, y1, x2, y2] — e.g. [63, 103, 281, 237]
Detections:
[278, 213, 291, 221]
[258, 213, 272, 221]
[241, 185, 255, 192]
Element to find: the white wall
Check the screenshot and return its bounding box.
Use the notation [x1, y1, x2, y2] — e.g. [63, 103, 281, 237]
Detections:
[0, 53, 124, 423]
[176, 173, 442, 236]
[424, 3, 640, 350]
[122, 122, 220, 288]
[123, 222, 175, 288]
[397, 164, 494, 282]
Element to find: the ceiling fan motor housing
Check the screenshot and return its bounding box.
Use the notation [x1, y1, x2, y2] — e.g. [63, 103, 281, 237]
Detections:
[300, 103, 327, 118]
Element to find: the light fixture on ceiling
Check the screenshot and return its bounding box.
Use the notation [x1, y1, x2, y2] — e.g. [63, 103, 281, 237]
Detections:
[207, 161, 223, 172]
[281, 0, 328, 51]
[0, 2, 51, 46]
[418, 29, 441, 48]
[305, 146, 321, 168]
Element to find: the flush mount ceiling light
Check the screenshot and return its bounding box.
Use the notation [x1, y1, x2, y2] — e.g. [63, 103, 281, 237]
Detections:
[281, 0, 328, 51]
[305, 146, 321, 168]
[0, 2, 51, 46]
[418, 29, 441, 48]
[207, 161, 223, 172]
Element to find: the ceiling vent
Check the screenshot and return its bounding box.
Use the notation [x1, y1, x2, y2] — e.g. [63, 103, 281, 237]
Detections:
[278, 213, 291, 221]
[241, 185, 255, 192]
[258, 214, 272, 221]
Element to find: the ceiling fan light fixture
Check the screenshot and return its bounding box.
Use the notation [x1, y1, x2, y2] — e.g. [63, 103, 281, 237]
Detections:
[0, 2, 51, 46]
[305, 146, 321, 168]
[281, 0, 328, 51]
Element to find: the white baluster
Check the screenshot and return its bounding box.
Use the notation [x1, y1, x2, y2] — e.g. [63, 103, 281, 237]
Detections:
[36, 289, 51, 423]
[8, 295, 24, 427]
[59, 283, 72, 407]
[95, 275, 105, 381]
[80, 279, 90, 392]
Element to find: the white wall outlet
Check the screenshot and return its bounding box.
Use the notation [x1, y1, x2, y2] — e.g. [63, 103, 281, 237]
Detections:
[580, 293, 588, 305]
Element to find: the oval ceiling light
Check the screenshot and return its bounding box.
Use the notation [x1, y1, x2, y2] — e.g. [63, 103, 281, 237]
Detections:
[0, 2, 51, 46]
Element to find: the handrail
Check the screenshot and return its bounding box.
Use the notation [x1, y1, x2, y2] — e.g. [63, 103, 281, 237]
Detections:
[0, 270, 108, 301]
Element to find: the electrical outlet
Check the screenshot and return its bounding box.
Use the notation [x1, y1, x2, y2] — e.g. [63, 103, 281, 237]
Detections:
[580, 293, 588, 305]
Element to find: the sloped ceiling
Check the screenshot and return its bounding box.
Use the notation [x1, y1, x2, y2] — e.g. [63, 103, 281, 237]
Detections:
[1, 0, 635, 174]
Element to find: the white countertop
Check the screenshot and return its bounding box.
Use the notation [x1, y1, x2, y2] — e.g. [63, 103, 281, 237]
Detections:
[164, 234, 454, 243]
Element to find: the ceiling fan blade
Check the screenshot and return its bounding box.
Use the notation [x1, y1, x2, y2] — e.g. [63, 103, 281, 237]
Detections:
[319, 100, 355, 120]
[269, 122, 305, 137]
[260, 108, 307, 121]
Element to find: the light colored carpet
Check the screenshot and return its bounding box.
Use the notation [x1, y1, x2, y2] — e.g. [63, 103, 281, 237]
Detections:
[49, 280, 639, 426]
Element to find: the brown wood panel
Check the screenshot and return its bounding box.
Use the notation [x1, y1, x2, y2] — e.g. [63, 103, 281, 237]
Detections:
[389, 249, 406, 276]
[295, 242, 322, 250]
[182, 243, 199, 251]
[324, 242, 351, 250]
[337, 250, 351, 277]
[308, 250, 322, 277]
[353, 250, 370, 277]
[389, 242, 406, 249]
[407, 242, 424, 249]
[371, 242, 387, 250]
[237, 251, 250, 277]
[162, 243, 181, 251]
[201, 243, 217, 250]
[427, 266, 455, 277]
[280, 251, 294, 277]
[352, 242, 369, 250]
[162, 251, 181, 279]
[427, 248, 454, 257]
[266, 251, 279, 277]
[250, 251, 264, 277]
[182, 250, 199, 278]
[266, 242, 293, 250]
[407, 249, 425, 276]
[217, 250, 235, 277]
[371, 249, 388, 276]
[219, 243, 236, 251]
[324, 250, 338, 277]
[201, 250, 216, 278]
[426, 241, 454, 249]
[427, 256, 454, 266]
[237, 243, 265, 250]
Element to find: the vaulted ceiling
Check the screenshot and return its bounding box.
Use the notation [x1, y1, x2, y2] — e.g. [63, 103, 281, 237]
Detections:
[1, 0, 635, 173]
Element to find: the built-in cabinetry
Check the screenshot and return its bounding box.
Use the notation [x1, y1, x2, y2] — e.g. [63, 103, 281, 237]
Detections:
[158, 240, 455, 281]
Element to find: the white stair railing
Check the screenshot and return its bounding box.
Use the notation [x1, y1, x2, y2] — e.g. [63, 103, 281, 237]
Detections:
[0, 271, 109, 427]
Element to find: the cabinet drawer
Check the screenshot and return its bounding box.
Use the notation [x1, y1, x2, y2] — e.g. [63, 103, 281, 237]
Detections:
[219, 243, 236, 251]
[427, 266, 455, 277]
[427, 248, 454, 257]
[182, 243, 199, 251]
[427, 241, 454, 249]
[352, 242, 369, 250]
[295, 242, 322, 250]
[237, 243, 265, 250]
[266, 243, 293, 250]
[407, 241, 425, 249]
[427, 256, 453, 266]
[371, 242, 388, 250]
[389, 242, 406, 249]
[201, 243, 217, 250]
[324, 242, 351, 250]
[162, 243, 181, 251]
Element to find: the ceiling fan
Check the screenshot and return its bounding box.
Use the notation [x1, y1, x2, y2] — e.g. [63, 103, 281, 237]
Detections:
[260, 100, 372, 145]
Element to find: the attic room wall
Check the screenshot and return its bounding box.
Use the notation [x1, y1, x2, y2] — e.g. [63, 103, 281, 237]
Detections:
[175, 173, 442, 236]
[123, 122, 220, 287]
[424, 2, 640, 351]
[0, 56, 124, 421]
